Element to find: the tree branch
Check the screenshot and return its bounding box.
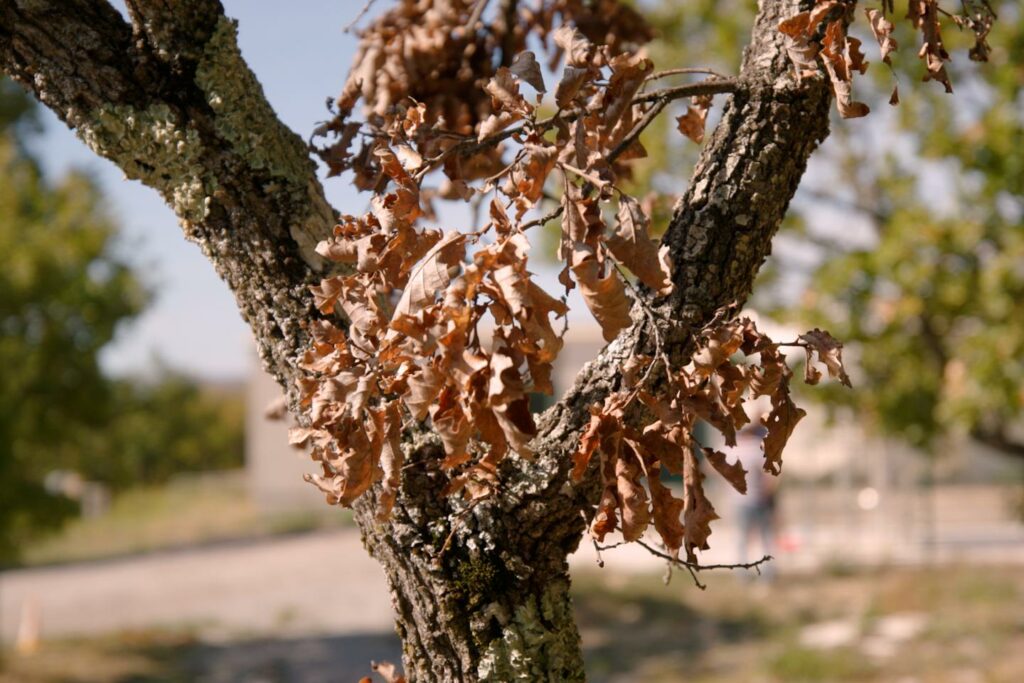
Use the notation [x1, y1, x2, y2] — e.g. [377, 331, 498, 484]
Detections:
[414, 76, 739, 181]
[505, 0, 833, 554]
[596, 540, 773, 590]
[0, 0, 335, 401]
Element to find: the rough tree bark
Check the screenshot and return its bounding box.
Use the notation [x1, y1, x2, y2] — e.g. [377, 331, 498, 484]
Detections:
[1, 0, 831, 680]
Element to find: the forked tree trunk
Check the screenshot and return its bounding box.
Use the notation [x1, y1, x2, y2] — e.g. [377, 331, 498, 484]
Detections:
[1, 1, 831, 680]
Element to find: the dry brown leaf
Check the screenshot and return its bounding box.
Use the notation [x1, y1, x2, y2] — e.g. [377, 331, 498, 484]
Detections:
[509, 51, 546, 93]
[376, 403, 404, 520]
[486, 67, 530, 115]
[432, 386, 473, 461]
[909, 0, 953, 93]
[404, 362, 445, 420]
[616, 446, 651, 541]
[591, 484, 619, 541]
[864, 8, 898, 64]
[749, 345, 785, 398]
[961, 0, 996, 62]
[513, 144, 558, 207]
[778, 10, 822, 81]
[692, 321, 745, 377]
[553, 25, 599, 69]
[391, 232, 465, 323]
[572, 255, 632, 342]
[798, 328, 852, 387]
[574, 410, 605, 481]
[761, 381, 806, 476]
[682, 444, 719, 562]
[606, 195, 672, 295]
[821, 21, 870, 119]
[648, 466, 685, 554]
[601, 52, 653, 133]
[310, 275, 346, 315]
[555, 65, 592, 108]
[488, 351, 537, 457]
[675, 95, 712, 144]
[637, 425, 688, 474]
[704, 448, 748, 494]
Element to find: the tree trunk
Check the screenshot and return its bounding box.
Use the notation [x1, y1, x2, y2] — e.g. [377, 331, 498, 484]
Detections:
[1, 1, 832, 680]
[353, 447, 587, 681]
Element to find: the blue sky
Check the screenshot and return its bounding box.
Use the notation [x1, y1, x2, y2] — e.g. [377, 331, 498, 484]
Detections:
[32, 1, 373, 381]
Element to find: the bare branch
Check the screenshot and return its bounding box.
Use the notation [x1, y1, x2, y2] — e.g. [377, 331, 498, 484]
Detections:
[465, 0, 491, 29]
[413, 76, 740, 181]
[645, 67, 732, 82]
[596, 540, 773, 590]
[344, 0, 378, 33]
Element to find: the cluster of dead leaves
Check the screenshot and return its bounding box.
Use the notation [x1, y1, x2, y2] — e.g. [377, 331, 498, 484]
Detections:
[573, 318, 851, 561]
[315, 0, 652, 181]
[296, 1, 858, 538]
[778, 1, 996, 118]
[294, 14, 737, 516]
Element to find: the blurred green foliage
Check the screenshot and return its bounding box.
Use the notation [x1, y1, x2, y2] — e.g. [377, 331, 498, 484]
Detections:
[89, 376, 245, 488]
[0, 80, 245, 562]
[641, 2, 1024, 457]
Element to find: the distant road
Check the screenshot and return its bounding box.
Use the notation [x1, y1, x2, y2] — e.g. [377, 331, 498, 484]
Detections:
[4, 485, 1022, 644]
[0, 529, 394, 644]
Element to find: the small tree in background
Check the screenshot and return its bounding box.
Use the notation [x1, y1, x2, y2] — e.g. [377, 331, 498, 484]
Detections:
[639, 1, 1022, 463]
[0, 80, 145, 560]
[0, 80, 246, 563]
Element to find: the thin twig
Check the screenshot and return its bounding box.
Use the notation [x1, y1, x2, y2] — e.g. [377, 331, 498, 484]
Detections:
[608, 97, 670, 164]
[343, 0, 377, 33]
[465, 0, 491, 29]
[633, 77, 740, 105]
[596, 539, 772, 590]
[520, 204, 563, 231]
[645, 67, 731, 83]
[416, 77, 740, 178]
[558, 161, 607, 188]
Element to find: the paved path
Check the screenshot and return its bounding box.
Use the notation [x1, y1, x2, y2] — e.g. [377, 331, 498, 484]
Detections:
[0, 530, 394, 644]
[0, 526, 711, 645]
[4, 507, 1022, 645]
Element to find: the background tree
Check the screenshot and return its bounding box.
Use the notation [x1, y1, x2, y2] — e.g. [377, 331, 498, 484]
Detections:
[0, 78, 245, 563]
[0, 1, 997, 679]
[638, 1, 1022, 462]
[95, 375, 245, 488]
[0, 78, 145, 560]
[778, 5, 1024, 459]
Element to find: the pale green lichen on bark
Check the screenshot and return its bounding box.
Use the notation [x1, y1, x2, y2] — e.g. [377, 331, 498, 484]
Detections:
[476, 579, 585, 682]
[75, 103, 213, 227]
[72, 15, 330, 262]
[195, 17, 310, 189]
[195, 16, 331, 264]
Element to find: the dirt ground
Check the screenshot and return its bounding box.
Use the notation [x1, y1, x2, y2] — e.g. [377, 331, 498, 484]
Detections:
[3, 558, 1023, 682]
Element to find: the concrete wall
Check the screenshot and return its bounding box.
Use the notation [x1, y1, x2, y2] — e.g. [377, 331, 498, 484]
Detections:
[245, 364, 324, 511]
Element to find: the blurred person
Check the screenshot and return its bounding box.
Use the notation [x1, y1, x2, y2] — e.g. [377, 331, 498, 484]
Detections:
[734, 425, 778, 578]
